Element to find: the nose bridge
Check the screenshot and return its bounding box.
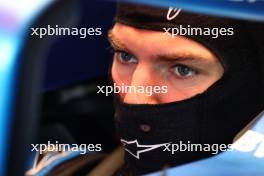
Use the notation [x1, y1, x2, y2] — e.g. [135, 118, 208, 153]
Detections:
[131, 63, 154, 87]
[124, 63, 158, 104]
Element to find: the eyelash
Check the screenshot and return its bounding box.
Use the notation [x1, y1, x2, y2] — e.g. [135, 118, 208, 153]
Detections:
[106, 46, 116, 54]
[108, 47, 198, 79]
[171, 64, 197, 79]
[119, 53, 137, 64]
[109, 48, 138, 65]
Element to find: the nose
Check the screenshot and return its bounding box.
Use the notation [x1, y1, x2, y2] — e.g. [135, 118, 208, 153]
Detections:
[123, 64, 159, 104]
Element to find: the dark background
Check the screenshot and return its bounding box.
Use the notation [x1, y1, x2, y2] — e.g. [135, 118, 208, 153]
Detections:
[39, 0, 118, 153]
[44, 0, 116, 91]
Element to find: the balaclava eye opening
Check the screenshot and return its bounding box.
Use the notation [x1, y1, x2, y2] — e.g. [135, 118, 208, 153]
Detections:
[112, 2, 264, 175]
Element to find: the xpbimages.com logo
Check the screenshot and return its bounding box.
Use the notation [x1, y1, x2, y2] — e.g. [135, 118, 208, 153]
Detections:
[30, 25, 102, 38]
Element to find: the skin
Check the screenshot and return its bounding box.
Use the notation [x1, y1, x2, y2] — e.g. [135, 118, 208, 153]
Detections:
[108, 23, 224, 104]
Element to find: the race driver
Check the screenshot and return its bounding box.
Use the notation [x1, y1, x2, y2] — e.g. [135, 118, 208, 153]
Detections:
[110, 2, 264, 175]
[26, 2, 264, 176]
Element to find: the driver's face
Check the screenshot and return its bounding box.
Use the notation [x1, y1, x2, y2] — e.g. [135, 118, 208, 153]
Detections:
[108, 23, 224, 104]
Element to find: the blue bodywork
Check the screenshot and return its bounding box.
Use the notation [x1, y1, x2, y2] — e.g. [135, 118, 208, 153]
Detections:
[0, 1, 53, 175]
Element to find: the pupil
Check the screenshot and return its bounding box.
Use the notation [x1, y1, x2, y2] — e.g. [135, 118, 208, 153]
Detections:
[121, 52, 131, 61]
[178, 66, 190, 76]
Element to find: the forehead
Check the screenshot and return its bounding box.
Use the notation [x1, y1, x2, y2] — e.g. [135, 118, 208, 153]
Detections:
[109, 23, 217, 61]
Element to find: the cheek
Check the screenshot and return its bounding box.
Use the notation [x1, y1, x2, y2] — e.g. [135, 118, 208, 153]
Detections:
[156, 83, 192, 102]
[111, 60, 133, 84]
[161, 75, 217, 102]
[111, 60, 132, 99]
[162, 84, 200, 102]
[157, 76, 208, 102]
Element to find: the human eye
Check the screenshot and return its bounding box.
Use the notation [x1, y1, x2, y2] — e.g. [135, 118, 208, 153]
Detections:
[115, 51, 137, 64]
[171, 64, 197, 79]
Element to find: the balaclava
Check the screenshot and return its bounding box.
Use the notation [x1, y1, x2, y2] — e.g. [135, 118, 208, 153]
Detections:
[113, 2, 264, 175]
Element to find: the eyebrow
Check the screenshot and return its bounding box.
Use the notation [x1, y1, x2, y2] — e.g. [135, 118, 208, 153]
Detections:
[107, 30, 129, 52]
[155, 53, 212, 65]
[108, 30, 214, 64]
